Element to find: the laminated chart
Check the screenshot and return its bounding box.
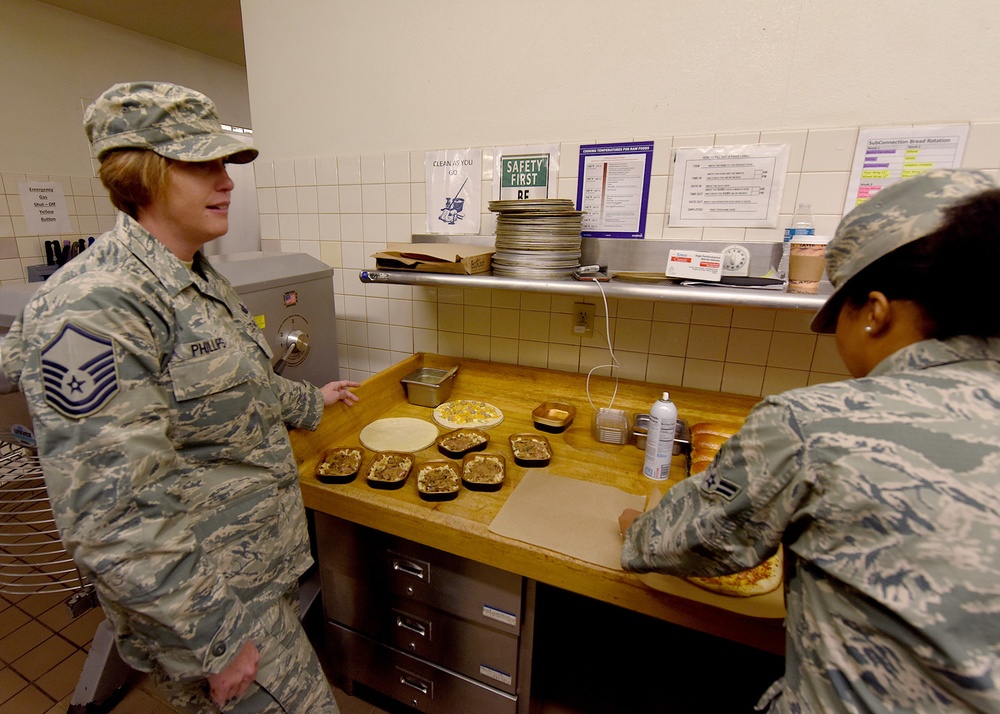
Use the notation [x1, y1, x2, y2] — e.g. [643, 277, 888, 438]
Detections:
[844, 125, 969, 213]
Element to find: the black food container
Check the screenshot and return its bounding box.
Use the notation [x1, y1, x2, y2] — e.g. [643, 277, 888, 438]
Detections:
[416, 460, 461, 501]
[508, 434, 552, 467]
[461, 452, 506, 492]
[315, 446, 366, 484]
[365, 451, 414, 489]
[436, 428, 490, 458]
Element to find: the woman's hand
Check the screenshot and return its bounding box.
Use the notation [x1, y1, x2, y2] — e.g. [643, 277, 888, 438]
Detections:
[618, 508, 642, 537]
[320, 379, 361, 407]
[207, 639, 260, 708]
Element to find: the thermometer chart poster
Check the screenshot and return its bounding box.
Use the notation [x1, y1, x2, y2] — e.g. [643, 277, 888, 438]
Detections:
[844, 125, 969, 214]
[576, 142, 654, 238]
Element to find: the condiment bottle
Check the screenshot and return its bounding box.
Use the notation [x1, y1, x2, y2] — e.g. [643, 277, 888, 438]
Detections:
[642, 392, 678, 481]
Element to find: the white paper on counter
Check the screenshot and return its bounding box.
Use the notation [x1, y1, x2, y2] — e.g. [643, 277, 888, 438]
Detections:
[488, 471, 644, 570]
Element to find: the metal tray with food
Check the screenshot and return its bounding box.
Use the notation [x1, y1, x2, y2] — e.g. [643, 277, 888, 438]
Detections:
[436, 428, 490, 458]
[316, 446, 366, 484]
[415, 460, 461, 501]
[508, 434, 553, 467]
[364, 451, 415, 490]
[461, 452, 506, 492]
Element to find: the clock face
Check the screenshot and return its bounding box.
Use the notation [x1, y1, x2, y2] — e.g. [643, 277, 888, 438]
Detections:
[721, 245, 750, 276]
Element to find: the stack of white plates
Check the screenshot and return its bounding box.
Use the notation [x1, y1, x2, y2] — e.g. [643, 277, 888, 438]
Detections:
[488, 199, 583, 279]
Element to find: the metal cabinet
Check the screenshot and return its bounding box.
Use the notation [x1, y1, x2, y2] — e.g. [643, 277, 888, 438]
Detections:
[314, 513, 535, 713]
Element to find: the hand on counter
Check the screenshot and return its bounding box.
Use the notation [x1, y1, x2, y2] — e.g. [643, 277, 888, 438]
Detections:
[619, 508, 642, 537]
[320, 379, 361, 407]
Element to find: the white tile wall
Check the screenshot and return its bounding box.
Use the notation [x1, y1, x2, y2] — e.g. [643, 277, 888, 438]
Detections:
[6, 121, 1000, 398]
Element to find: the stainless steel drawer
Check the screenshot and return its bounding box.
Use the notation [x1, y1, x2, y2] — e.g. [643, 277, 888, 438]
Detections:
[315, 513, 523, 634]
[327, 620, 518, 714]
[386, 544, 522, 634]
[320, 569, 519, 692]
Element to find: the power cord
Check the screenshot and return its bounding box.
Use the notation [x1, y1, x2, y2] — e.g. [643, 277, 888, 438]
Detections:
[585, 278, 620, 412]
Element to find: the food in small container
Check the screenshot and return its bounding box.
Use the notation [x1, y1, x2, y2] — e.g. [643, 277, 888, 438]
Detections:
[436, 428, 490, 458]
[316, 446, 365, 484]
[531, 401, 576, 433]
[416, 460, 461, 501]
[365, 451, 414, 489]
[461, 453, 506, 492]
[508, 434, 553, 467]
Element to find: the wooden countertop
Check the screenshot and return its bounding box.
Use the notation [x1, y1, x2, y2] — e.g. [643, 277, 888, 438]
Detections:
[290, 353, 785, 655]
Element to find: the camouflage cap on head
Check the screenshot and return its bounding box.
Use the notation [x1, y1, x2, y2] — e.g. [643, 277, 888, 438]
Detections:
[810, 168, 996, 333]
[84, 81, 258, 164]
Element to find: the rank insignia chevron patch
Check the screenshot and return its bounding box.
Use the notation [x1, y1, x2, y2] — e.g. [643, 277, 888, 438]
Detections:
[40, 323, 119, 418]
[700, 470, 742, 501]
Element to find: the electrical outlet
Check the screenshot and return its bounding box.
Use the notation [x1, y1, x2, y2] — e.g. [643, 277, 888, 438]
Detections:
[572, 302, 595, 338]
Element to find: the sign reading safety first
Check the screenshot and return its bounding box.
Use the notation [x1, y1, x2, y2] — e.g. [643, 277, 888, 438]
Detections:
[492, 144, 559, 201]
[499, 153, 550, 200]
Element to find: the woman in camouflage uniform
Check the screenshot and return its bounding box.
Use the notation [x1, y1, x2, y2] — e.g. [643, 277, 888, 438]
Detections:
[0, 82, 359, 712]
[620, 170, 1000, 713]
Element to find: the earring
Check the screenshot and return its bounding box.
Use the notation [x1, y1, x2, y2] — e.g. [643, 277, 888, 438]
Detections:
[864, 325, 873, 333]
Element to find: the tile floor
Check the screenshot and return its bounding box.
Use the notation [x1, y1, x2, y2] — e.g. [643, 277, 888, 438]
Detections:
[0, 586, 405, 714]
[1, 583, 786, 714]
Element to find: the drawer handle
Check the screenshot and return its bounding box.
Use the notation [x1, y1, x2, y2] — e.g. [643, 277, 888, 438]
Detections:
[399, 674, 430, 695]
[396, 615, 428, 638]
[392, 557, 427, 581]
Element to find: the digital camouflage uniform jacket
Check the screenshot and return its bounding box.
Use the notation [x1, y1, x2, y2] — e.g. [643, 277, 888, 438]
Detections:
[1, 212, 324, 681]
[622, 336, 1000, 713]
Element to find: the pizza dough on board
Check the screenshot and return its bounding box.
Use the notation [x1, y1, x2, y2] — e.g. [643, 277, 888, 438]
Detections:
[359, 418, 440, 452]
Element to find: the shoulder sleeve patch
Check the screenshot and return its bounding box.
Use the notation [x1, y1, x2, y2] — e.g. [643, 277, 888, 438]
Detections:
[41, 322, 119, 418]
[700, 470, 743, 501]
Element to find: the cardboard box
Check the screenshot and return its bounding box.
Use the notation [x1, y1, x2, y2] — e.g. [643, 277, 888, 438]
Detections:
[666, 249, 724, 281]
[372, 243, 494, 275]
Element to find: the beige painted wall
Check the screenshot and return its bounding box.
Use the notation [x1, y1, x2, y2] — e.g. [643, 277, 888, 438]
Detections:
[242, 0, 1000, 158]
[5, 0, 1000, 396]
[0, 0, 250, 177]
[236, 0, 1000, 392]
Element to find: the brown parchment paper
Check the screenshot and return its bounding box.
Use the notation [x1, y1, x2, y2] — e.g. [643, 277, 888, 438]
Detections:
[488, 471, 644, 571]
[488, 471, 786, 619]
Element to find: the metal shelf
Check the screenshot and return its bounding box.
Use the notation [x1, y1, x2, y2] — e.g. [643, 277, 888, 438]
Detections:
[359, 270, 829, 311]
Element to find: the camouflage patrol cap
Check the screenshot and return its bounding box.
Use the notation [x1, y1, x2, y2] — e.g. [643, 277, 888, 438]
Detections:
[84, 81, 258, 164]
[810, 168, 996, 333]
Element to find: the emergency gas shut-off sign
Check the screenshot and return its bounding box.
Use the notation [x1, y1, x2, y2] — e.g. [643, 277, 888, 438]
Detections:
[19, 181, 71, 235]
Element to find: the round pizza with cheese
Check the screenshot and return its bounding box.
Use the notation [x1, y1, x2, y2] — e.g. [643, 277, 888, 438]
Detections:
[432, 400, 504, 430]
[685, 547, 783, 598]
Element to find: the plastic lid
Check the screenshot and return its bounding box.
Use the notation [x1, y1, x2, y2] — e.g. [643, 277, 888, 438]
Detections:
[789, 234, 832, 244]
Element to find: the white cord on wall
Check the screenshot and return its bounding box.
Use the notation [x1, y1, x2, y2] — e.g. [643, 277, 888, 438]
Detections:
[585, 278, 620, 412]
